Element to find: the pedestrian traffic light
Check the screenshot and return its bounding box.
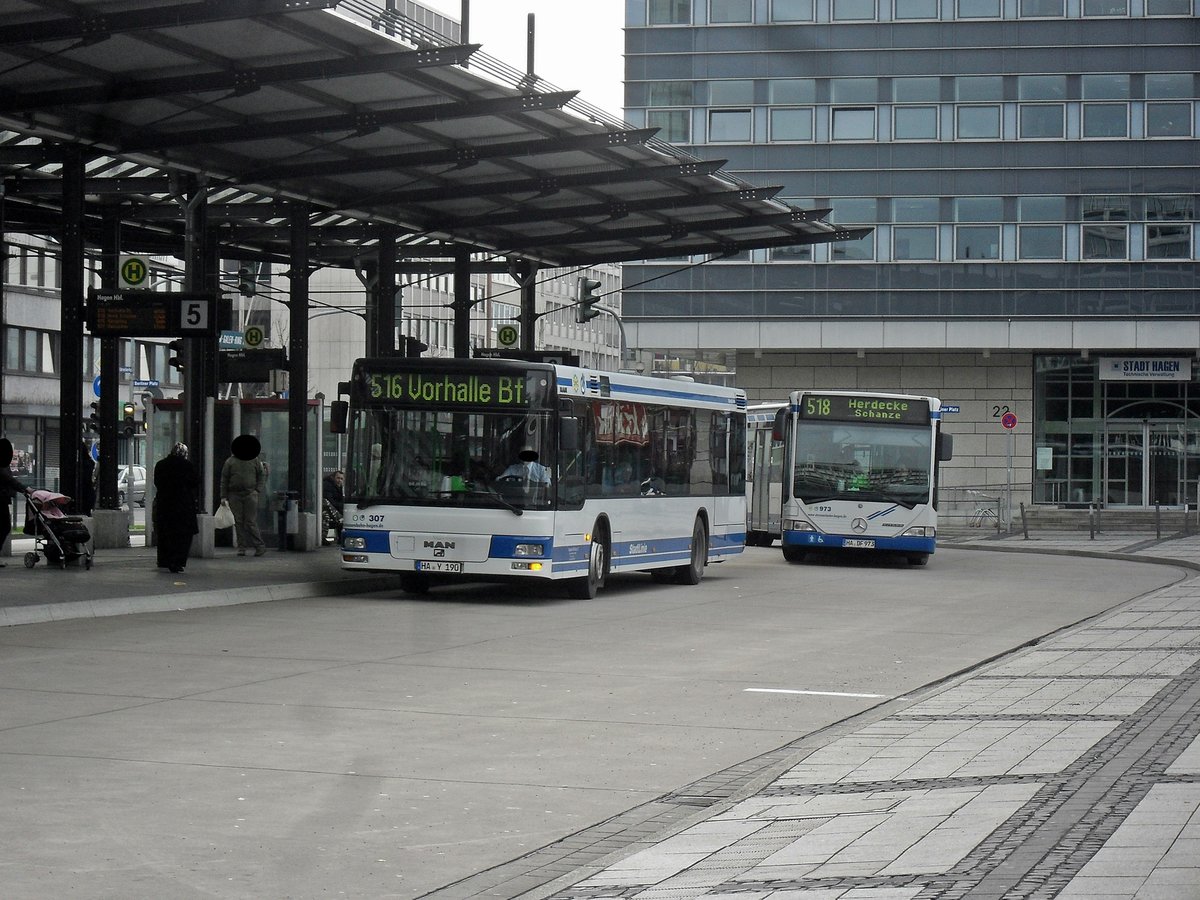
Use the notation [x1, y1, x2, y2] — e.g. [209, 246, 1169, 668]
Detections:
[575, 276, 603, 324]
[122, 401, 136, 437]
[167, 339, 184, 372]
[88, 401, 100, 432]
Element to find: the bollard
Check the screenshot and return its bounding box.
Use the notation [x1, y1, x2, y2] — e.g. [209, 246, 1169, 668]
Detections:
[1155, 501, 1161, 540]
[1020, 502, 1028, 540]
[1089, 502, 1095, 541]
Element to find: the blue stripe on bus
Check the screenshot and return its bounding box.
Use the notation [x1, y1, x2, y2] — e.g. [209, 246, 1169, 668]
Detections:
[343, 529, 390, 552]
[782, 530, 935, 553]
[866, 506, 897, 520]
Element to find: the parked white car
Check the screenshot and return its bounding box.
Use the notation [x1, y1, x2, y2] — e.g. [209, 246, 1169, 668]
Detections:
[118, 465, 146, 507]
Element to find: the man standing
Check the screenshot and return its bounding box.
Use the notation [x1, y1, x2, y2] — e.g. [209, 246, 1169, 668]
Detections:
[0, 438, 33, 567]
[220, 434, 267, 557]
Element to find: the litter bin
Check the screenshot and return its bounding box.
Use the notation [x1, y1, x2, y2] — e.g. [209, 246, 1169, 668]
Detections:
[275, 490, 300, 550]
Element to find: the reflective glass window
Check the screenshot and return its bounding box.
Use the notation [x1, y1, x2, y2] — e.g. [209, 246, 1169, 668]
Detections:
[711, 0, 753, 21]
[1147, 224, 1192, 258]
[1083, 0, 1127, 12]
[832, 107, 877, 140]
[647, 109, 692, 142]
[649, 0, 691, 23]
[1146, 0, 1190, 13]
[1083, 103, 1129, 137]
[771, 244, 813, 261]
[957, 105, 1001, 138]
[710, 80, 754, 105]
[1146, 102, 1192, 137]
[1019, 225, 1064, 258]
[832, 198, 878, 223]
[1146, 196, 1194, 219]
[893, 197, 940, 222]
[894, 105, 938, 139]
[709, 109, 752, 141]
[1020, 0, 1063, 14]
[1083, 195, 1131, 220]
[956, 77, 1003, 101]
[1146, 74, 1193, 99]
[893, 77, 940, 102]
[1018, 75, 1066, 101]
[1082, 74, 1130, 100]
[893, 226, 938, 260]
[772, 0, 815, 19]
[1083, 224, 1127, 259]
[894, 0, 939, 17]
[769, 79, 816, 104]
[648, 82, 694, 106]
[1019, 196, 1065, 221]
[770, 107, 814, 141]
[832, 232, 875, 260]
[958, 0, 1001, 17]
[831, 78, 878, 104]
[956, 197, 1003, 221]
[833, 0, 876, 18]
[1020, 104, 1065, 138]
[956, 226, 1000, 259]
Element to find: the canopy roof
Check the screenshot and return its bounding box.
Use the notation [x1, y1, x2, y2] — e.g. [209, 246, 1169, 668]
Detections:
[0, 0, 866, 268]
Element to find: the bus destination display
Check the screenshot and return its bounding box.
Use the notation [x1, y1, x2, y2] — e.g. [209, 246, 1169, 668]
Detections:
[800, 393, 929, 425]
[364, 370, 532, 408]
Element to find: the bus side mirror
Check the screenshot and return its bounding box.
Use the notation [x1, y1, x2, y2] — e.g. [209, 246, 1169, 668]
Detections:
[330, 400, 348, 434]
[937, 432, 953, 461]
[560, 418, 580, 452]
[771, 407, 787, 443]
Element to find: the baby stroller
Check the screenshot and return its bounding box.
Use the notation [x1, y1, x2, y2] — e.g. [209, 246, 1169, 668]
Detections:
[23, 490, 93, 569]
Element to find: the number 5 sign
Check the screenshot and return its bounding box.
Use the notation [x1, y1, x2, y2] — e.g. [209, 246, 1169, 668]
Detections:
[179, 297, 209, 333]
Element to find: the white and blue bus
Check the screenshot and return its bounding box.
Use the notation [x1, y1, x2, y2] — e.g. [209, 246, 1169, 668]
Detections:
[335, 357, 748, 597]
[764, 390, 953, 566]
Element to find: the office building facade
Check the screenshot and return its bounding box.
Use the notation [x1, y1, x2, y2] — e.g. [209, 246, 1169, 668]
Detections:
[623, 0, 1198, 508]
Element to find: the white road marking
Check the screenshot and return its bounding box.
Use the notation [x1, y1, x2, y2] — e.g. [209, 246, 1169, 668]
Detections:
[744, 688, 904, 699]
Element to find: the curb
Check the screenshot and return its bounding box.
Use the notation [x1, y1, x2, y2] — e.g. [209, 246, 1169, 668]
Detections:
[941, 540, 1200, 574]
[0, 573, 410, 627]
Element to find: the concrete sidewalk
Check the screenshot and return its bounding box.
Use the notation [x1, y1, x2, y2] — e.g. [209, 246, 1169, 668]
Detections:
[2, 530, 1199, 899]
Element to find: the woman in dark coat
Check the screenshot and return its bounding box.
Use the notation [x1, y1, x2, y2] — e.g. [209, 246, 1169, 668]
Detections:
[154, 442, 199, 574]
[0, 438, 32, 567]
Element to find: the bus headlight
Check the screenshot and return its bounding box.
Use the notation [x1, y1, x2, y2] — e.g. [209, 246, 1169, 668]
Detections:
[514, 543, 545, 557]
[901, 526, 933, 537]
[784, 517, 814, 532]
[344, 536, 367, 550]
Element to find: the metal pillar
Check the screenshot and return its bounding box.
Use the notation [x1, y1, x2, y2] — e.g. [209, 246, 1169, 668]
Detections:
[362, 225, 398, 358]
[182, 176, 211, 498]
[287, 204, 310, 525]
[96, 208, 121, 510]
[512, 259, 539, 353]
[453, 247, 472, 358]
[59, 147, 86, 504]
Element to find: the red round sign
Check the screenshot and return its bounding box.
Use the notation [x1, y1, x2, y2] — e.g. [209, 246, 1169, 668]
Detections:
[1001, 411, 1018, 430]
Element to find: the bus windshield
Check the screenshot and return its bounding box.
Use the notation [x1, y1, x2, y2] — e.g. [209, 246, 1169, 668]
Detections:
[792, 420, 931, 507]
[346, 407, 557, 511]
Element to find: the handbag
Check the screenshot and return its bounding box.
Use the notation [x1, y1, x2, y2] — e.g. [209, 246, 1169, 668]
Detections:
[213, 500, 236, 529]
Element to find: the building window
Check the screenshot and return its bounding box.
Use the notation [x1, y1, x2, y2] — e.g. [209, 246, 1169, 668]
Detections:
[1081, 74, 1130, 100]
[894, 105, 938, 140]
[1146, 73, 1193, 99]
[893, 197, 940, 222]
[771, 244, 813, 261]
[1020, 0, 1063, 14]
[1145, 0, 1190, 13]
[957, 105, 1001, 138]
[893, 226, 939, 260]
[709, 109, 752, 142]
[648, 0, 691, 24]
[893, 0, 938, 18]
[957, 0, 1000, 17]
[1146, 102, 1192, 137]
[710, 0, 753, 21]
[832, 107, 876, 140]
[648, 81, 694, 106]
[831, 78, 878, 104]
[769, 79, 816, 104]
[1083, 103, 1129, 138]
[1019, 196, 1066, 222]
[772, 0, 814, 19]
[1147, 224, 1192, 258]
[1019, 75, 1066, 101]
[833, 232, 875, 260]
[832, 0, 876, 19]
[957, 196, 1003, 221]
[956, 226, 1000, 259]
[1019, 225, 1064, 259]
[1020, 104, 1065, 138]
[1083, 0, 1126, 12]
[956, 76, 1003, 101]
[1083, 225, 1128, 260]
[893, 77, 940, 102]
[647, 109, 691, 142]
[710, 80, 754, 106]
[770, 107, 814, 141]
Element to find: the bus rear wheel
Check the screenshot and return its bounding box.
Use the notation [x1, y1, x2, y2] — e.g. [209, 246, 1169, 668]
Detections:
[675, 517, 708, 585]
[568, 526, 608, 599]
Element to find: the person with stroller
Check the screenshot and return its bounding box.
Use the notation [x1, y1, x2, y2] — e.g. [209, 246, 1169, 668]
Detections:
[322, 470, 344, 546]
[220, 434, 268, 557]
[154, 442, 199, 574]
[0, 438, 34, 567]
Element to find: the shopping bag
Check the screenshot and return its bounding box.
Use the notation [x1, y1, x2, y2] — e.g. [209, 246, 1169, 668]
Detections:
[214, 500, 235, 529]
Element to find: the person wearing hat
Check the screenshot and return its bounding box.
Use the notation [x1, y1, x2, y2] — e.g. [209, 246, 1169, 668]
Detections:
[219, 434, 268, 557]
[0, 438, 34, 567]
[154, 442, 199, 573]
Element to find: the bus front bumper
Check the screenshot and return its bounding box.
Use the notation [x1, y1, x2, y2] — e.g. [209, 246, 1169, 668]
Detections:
[781, 529, 936, 554]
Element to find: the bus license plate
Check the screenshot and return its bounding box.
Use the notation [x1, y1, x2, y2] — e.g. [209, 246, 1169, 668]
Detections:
[417, 560, 463, 573]
[843, 539, 875, 549]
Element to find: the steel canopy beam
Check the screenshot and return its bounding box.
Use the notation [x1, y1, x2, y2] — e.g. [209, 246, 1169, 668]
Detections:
[117, 90, 577, 152]
[252, 127, 659, 181]
[0, 44, 479, 114]
[364, 158, 728, 207]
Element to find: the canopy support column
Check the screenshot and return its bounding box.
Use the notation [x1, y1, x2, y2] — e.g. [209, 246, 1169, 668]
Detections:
[453, 247, 472, 358]
[96, 207, 120, 510]
[59, 146, 85, 504]
[287, 203, 310, 529]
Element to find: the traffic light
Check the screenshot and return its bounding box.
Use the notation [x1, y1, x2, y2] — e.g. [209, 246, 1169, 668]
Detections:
[88, 401, 100, 433]
[575, 275, 603, 324]
[237, 262, 256, 296]
[122, 401, 136, 437]
[167, 339, 184, 373]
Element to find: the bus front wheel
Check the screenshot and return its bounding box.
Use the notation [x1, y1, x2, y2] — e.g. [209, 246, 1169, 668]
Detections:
[675, 517, 708, 585]
[568, 526, 608, 599]
[399, 572, 430, 594]
[908, 554, 929, 567]
[782, 546, 807, 564]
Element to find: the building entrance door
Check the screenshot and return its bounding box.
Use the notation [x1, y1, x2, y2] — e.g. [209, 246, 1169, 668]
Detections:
[1104, 422, 1197, 507]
